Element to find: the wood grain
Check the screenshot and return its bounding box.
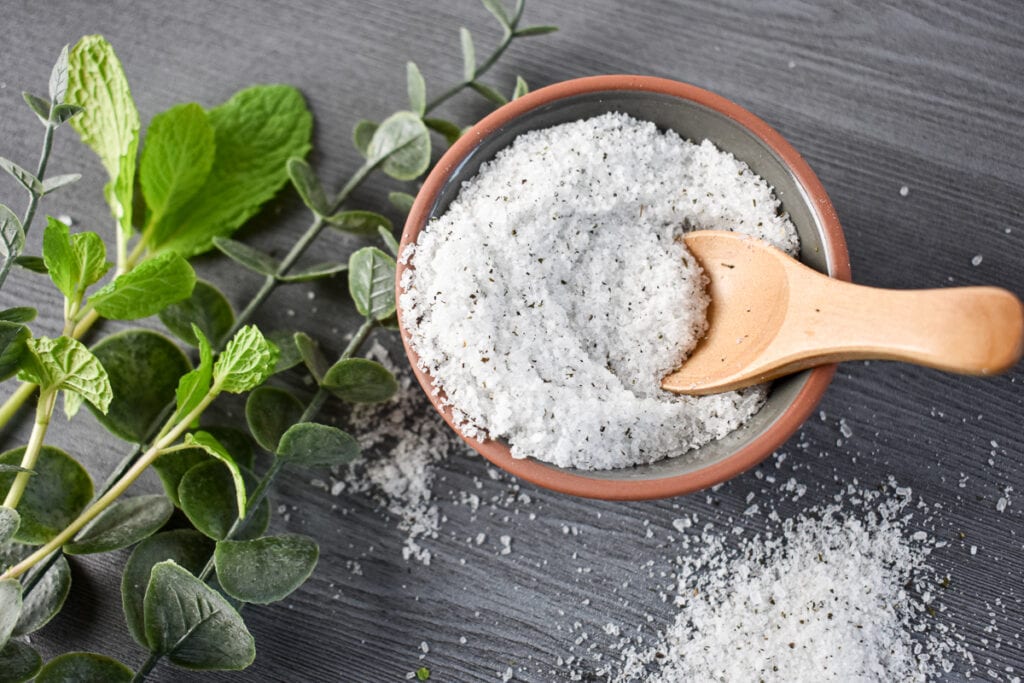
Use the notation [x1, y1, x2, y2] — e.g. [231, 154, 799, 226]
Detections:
[1, 0, 1022, 680]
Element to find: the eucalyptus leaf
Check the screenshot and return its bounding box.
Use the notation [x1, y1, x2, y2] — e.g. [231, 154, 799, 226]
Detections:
[152, 448, 211, 507]
[178, 461, 268, 541]
[0, 323, 29, 382]
[18, 336, 112, 414]
[202, 426, 254, 470]
[215, 534, 319, 604]
[183, 431, 247, 518]
[276, 422, 360, 467]
[348, 246, 396, 320]
[122, 529, 214, 648]
[0, 579, 21, 648]
[13, 256, 45, 274]
[407, 61, 426, 116]
[42, 217, 109, 302]
[0, 446, 93, 544]
[277, 262, 347, 283]
[0, 640, 42, 683]
[34, 652, 132, 683]
[67, 35, 140, 236]
[8, 550, 70, 637]
[323, 357, 398, 404]
[22, 92, 51, 124]
[41, 174, 81, 195]
[214, 325, 278, 394]
[0, 157, 43, 194]
[268, 329, 303, 373]
[470, 81, 508, 105]
[460, 27, 476, 80]
[0, 507, 19, 543]
[378, 225, 400, 257]
[513, 75, 529, 99]
[424, 117, 462, 145]
[246, 386, 304, 452]
[143, 560, 255, 670]
[140, 102, 215, 226]
[65, 494, 173, 555]
[0, 205, 25, 266]
[325, 209, 392, 236]
[90, 251, 196, 320]
[481, 0, 511, 27]
[212, 236, 278, 276]
[49, 44, 69, 104]
[366, 111, 431, 181]
[50, 103, 84, 125]
[516, 25, 559, 36]
[173, 325, 213, 423]
[0, 308, 35, 324]
[294, 332, 327, 382]
[89, 329, 191, 442]
[352, 119, 378, 157]
[158, 279, 235, 348]
[287, 157, 329, 216]
[388, 191, 416, 214]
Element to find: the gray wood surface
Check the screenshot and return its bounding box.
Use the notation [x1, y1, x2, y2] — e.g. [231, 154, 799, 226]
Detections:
[2, 0, 1023, 680]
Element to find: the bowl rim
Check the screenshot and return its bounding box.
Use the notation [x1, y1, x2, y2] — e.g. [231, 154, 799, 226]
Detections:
[395, 74, 851, 500]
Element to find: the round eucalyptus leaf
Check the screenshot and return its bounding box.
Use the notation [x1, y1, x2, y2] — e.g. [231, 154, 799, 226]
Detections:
[143, 561, 254, 670]
[245, 386, 303, 452]
[152, 448, 212, 508]
[178, 461, 268, 541]
[276, 422, 360, 467]
[65, 494, 173, 555]
[11, 553, 70, 637]
[122, 529, 214, 648]
[323, 357, 398, 404]
[0, 507, 19, 544]
[367, 111, 431, 181]
[267, 329, 303, 374]
[34, 652, 132, 683]
[0, 578, 21, 647]
[158, 280, 235, 348]
[0, 640, 42, 683]
[0, 322, 30, 382]
[215, 534, 319, 604]
[0, 447, 93, 544]
[89, 329, 191, 443]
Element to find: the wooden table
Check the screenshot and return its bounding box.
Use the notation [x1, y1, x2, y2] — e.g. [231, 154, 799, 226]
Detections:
[2, 1, 1022, 680]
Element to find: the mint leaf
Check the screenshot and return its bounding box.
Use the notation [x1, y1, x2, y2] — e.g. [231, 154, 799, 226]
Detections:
[174, 325, 213, 421]
[42, 217, 109, 302]
[348, 246, 396, 320]
[366, 111, 431, 181]
[183, 431, 247, 518]
[214, 325, 278, 394]
[90, 252, 196, 320]
[18, 336, 112, 413]
[407, 61, 426, 116]
[140, 103, 215, 227]
[148, 85, 313, 256]
[67, 35, 140, 236]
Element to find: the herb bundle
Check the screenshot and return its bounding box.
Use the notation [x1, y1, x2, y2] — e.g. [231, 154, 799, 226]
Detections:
[0, 2, 555, 680]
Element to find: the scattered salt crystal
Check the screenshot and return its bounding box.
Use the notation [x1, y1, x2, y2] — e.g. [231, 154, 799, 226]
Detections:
[899, 185, 909, 197]
[971, 254, 983, 266]
[838, 418, 853, 438]
[971, 545, 978, 555]
[787, 60, 796, 69]
[420, 641, 429, 654]
[499, 535, 512, 555]
[996, 497, 1007, 512]
[671, 517, 692, 532]
[500, 666, 513, 681]
[475, 533, 486, 545]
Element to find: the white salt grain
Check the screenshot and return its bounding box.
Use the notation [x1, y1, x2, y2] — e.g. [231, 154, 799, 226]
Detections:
[971, 254, 984, 266]
[899, 185, 910, 197]
[402, 113, 798, 469]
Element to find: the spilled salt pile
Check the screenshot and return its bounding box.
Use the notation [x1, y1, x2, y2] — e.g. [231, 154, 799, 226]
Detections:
[401, 112, 798, 470]
[614, 483, 966, 682]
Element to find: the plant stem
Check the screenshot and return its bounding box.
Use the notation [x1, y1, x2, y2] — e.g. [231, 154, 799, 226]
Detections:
[425, 26, 518, 113]
[2, 389, 55, 509]
[0, 383, 35, 428]
[130, 652, 161, 683]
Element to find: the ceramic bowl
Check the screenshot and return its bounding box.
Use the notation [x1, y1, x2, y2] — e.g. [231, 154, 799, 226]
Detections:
[396, 75, 850, 500]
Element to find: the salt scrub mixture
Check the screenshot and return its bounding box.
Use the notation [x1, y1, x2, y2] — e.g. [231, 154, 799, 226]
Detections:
[401, 112, 799, 469]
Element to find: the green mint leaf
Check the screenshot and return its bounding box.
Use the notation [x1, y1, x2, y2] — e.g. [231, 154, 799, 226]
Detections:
[214, 325, 278, 393]
[140, 103, 215, 227]
[159, 279, 235, 348]
[148, 85, 313, 256]
[67, 35, 140, 236]
[183, 431, 247, 518]
[367, 111, 431, 181]
[14, 255, 47, 274]
[325, 209, 392, 236]
[0, 322, 30, 381]
[214, 534, 319, 605]
[22, 92, 51, 124]
[378, 225, 400, 257]
[0, 506, 18, 544]
[174, 325, 213, 422]
[1, 205, 26, 274]
[212, 236, 279, 276]
[323, 357, 398, 404]
[122, 530, 214, 648]
[245, 386, 303, 452]
[293, 332, 327, 382]
[143, 561, 255, 670]
[0, 157, 43, 194]
[41, 173, 82, 195]
[90, 251, 196, 320]
[352, 119, 378, 158]
[277, 262, 347, 283]
[89, 329, 191, 442]
[406, 61, 426, 116]
[424, 117, 462, 145]
[348, 246, 396, 320]
[49, 44, 70, 104]
[388, 191, 416, 214]
[17, 336, 112, 414]
[64, 494, 173, 555]
[516, 25, 559, 36]
[470, 80, 508, 106]
[286, 157, 329, 216]
[275, 422, 360, 467]
[42, 218, 110, 303]
[0, 579, 23, 649]
[51, 103, 84, 125]
[35, 652, 131, 683]
[0, 307, 36, 323]
[460, 27, 476, 81]
[177, 461, 268, 541]
[0, 640, 42, 681]
[0, 445, 93, 544]
[481, 0, 511, 27]
[513, 75, 529, 100]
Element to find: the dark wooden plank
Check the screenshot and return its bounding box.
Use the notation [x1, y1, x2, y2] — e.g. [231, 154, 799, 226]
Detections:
[0, 0, 1022, 680]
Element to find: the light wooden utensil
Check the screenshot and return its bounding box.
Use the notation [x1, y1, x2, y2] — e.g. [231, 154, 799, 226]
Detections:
[662, 231, 1024, 396]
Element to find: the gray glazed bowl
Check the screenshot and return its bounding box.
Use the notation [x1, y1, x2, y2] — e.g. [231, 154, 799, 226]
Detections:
[397, 75, 850, 499]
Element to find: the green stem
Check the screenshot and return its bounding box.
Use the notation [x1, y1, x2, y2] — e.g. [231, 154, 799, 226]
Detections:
[130, 652, 161, 683]
[0, 383, 35, 429]
[0, 121, 56, 292]
[2, 389, 56, 509]
[425, 28, 518, 113]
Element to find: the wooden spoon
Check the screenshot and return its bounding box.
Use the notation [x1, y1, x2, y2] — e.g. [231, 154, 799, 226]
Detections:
[662, 231, 1024, 396]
